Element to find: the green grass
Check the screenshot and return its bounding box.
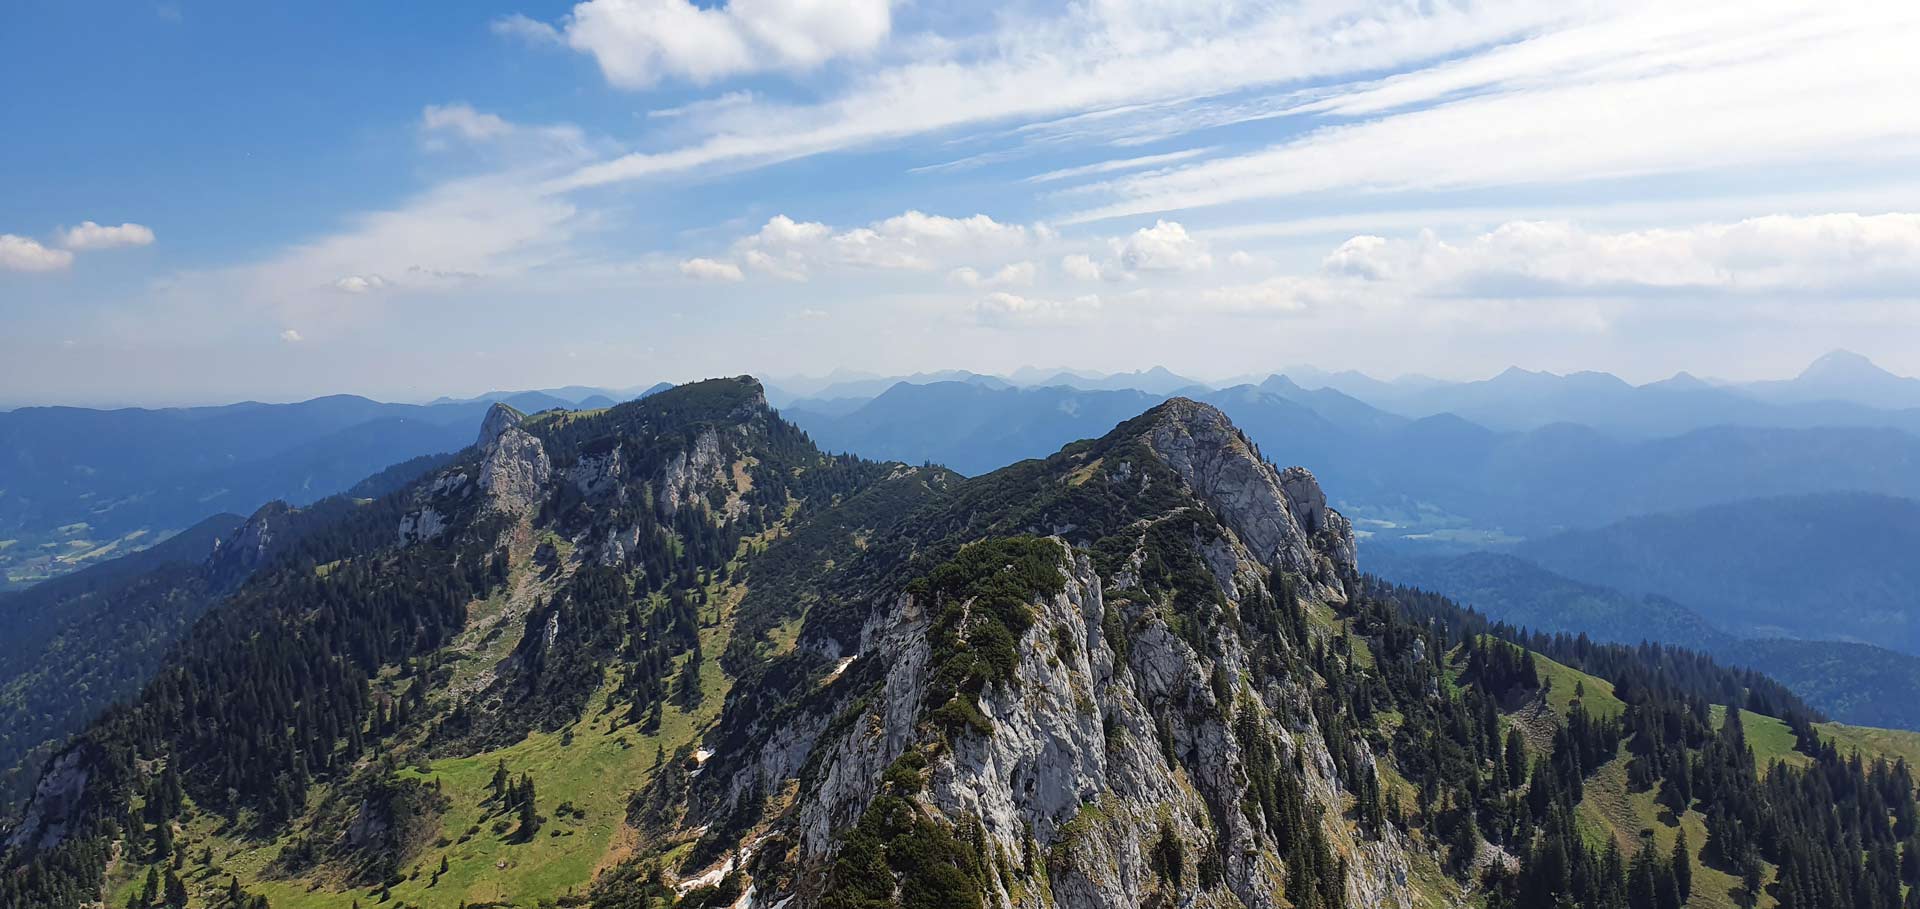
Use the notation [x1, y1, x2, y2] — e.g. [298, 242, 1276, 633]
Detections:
[1818, 722, 1920, 766]
[1707, 706, 1813, 772]
[1573, 752, 1770, 909]
[104, 550, 751, 909]
[1533, 653, 1626, 722]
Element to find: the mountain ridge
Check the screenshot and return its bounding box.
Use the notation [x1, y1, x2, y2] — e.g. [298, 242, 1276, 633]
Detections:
[1, 379, 1911, 909]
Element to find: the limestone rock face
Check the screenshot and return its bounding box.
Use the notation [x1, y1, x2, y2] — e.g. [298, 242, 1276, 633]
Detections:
[709, 537, 1407, 909]
[566, 442, 628, 502]
[689, 401, 1402, 909]
[3, 745, 93, 853]
[476, 409, 551, 518]
[397, 507, 447, 543]
[476, 402, 527, 448]
[658, 428, 728, 517]
[1138, 398, 1357, 597]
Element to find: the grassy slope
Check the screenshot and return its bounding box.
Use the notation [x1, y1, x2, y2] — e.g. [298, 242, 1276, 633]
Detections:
[1523, 659, 1760, 909]
[105, 529, 756, 909]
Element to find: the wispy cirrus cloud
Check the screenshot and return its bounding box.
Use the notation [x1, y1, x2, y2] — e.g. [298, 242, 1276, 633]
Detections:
[1061, 2, 1920, 223]
[544, 0, 1574, 190]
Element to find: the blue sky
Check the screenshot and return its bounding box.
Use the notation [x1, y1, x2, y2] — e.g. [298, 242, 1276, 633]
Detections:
[5, 0, 1920, 405]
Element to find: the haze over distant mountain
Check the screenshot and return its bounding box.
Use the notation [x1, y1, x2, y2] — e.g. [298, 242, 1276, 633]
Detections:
[1287, 354, 1920, 437]
[785, 380, 1920, 540]
[765, 351, 1920, 441]
[0, 385, 664, 587]
[0, 451, 445, 814]
[1027, 365, 1204, 394]
[1516, 493, 1920, 654]
[1366, 548, 1920, 732]
[1742, 349, 1920, 410]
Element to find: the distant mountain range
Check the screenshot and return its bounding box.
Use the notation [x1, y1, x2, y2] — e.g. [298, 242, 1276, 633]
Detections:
[1296, 352, 1920, 437]
[786, 377, 1920, 540]
[769, 350, 1920, 438]
[0, 384, 666, 587]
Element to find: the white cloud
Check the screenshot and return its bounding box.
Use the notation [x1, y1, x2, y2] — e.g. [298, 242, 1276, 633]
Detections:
[728, 210, 1034, 277]
[161, 171, 582, 315]
[680, 257, 744, 281]
[549, 1, 1570, 189]
[491, 12, 563, 45]
[1066, 3, 1920, 223]
[540, 0, 891, 89]
[419, 104, 586, 154]
[1197, 277, 1337, 315]
[279, 329, 303, 343]
[422, 104, 514, 141]
[0, 235, 75, 272]
[951, 261, 1036, 289]
[972, 291, 1102, 326]
[1026, 148, 1216, 184]
[333, 274, 390, 294]
[60, 221, 155, 251]
[1060, 254, 1106, 282]
[1114, 220, 1210, 272]
[1330, 214, 1920, 296]
[741, 248, 808, 282]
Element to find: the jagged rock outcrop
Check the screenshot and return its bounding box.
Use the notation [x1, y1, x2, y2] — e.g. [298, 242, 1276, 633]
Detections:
[477, 404, 550, 518]
[206, 502, 285, 584]
[476, 402, 527, 448]
[1139, 398, 1356, 598]
[3, 746, 93, 853]
[658, 428, 729, 517]
[399, 402, 550, 542]
[683, 399, 1400, 909]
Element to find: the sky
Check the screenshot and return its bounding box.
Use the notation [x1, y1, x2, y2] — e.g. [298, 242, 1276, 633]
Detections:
[5, 0, 1920, 406]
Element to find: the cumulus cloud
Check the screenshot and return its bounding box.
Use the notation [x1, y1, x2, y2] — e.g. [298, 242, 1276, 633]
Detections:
[951, 261, 1036, 289]
[60, 221, 155, 251]
[279, 329, 304, 343]
[972, 291, 1102, 326]
[530, 0, 891, 89]
[680, 257, 744, 281]
[0, 235, 75, 272]
[728, 210, 1034, 279]
[1197, 277, 1339, 315]
[332, 274, 391, 294]
[1115, 220, 1211, 272]
[1059, 254, 1108, 282]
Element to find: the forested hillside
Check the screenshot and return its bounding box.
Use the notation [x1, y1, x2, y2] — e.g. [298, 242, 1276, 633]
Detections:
[4, 381, 1917, 909]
